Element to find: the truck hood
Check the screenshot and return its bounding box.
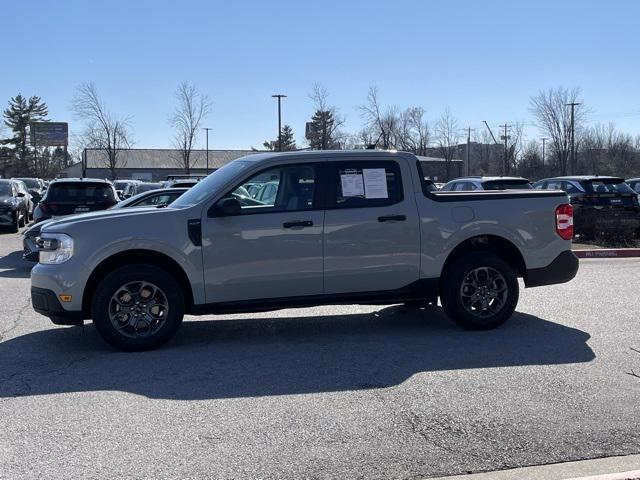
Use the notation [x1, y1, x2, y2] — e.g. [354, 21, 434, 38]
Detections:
[41, 206, 170, 233]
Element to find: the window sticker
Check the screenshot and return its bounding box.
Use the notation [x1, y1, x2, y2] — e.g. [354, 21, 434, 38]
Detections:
[362, 168, 389, 199]
[340, 172, 365, 197]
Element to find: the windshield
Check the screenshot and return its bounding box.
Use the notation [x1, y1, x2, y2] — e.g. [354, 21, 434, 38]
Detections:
[46, 183, 117, 202]
[137, 183, 162, 193]
[0, 183, 12, 196]
[171, 161, 252, 207]
[114, 181, 129, 190]
[16, 178, 41, 189]
[582, 179, 635, 194]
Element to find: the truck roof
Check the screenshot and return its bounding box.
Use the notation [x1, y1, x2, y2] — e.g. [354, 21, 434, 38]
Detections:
[238, 149, 404, 163]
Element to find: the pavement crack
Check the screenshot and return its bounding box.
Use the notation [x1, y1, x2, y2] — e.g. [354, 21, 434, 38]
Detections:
[0, 294, 31, 342]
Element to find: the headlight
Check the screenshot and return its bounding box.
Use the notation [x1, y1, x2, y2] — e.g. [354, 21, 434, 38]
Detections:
[38, 233, 74, 264]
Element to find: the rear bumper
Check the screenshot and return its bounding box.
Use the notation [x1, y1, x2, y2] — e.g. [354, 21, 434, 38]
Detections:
[525, 250, 579, 288]
[31, 287, 84, 326]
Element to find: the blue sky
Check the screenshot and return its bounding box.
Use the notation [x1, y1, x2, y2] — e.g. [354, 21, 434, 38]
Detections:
[2, 0, 640, 151]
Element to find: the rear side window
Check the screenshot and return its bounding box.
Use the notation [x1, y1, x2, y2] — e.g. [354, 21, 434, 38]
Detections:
[630, 181, 640, 193]
[582, 180, 635, 194]
[46, 183, 117, 202]
[329, 161, 402, 209]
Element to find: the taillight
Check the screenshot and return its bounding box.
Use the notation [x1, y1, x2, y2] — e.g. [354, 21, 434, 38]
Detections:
[555, 204, 573, 240]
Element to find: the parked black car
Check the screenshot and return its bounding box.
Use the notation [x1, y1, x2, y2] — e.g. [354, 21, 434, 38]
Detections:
[23, 188, 188, 261]
[0, 179, 28, 232]
[33, 178, 118, 224]
[533, 176, 640, 239]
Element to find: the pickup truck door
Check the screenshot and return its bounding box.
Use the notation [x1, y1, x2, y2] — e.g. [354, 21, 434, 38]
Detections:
[323, 159, 421, 294]
[201, 162, 324, 303]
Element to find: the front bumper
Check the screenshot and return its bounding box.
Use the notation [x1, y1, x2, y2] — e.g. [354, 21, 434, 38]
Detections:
[525, 250, 579, 288]
[0, 209, 17, 225]
[31, 287, 84, 326]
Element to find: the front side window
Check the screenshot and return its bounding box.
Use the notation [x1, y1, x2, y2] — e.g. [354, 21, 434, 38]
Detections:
[329, 161, 402, 208]
[226, 164, 317, 214]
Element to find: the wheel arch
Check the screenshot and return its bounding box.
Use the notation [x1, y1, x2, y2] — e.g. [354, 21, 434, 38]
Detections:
[82, 249, 195, 316]
[442, 234, 526, 278]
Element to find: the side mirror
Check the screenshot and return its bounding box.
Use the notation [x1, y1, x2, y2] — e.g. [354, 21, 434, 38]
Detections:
[214, 197, 242, 217]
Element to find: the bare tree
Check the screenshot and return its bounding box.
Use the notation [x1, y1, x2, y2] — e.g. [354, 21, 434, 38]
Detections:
[169, 81, 212, 173]
[72, 82, 132, 180]
[396, 107, 430, 155]
[529, 87, 585, 176]
[358, 87, 399, 149]
[435, 108, 461, 180]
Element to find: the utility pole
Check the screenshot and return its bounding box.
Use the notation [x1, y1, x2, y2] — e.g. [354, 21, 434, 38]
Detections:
[203, 127, 212, 174]
[566, 102, 581, 175]
[498, 123, 512, 176]
[465, 127, 475, 176]
[271, 94, 287, 151]
[541, 137, 547, 175]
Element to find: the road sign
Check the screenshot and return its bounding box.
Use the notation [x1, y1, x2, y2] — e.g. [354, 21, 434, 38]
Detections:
[30, 122, 68, 147]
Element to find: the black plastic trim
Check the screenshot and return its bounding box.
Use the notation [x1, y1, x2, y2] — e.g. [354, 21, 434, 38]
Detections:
[31, 287, 84, 326]
[524, 250, 579, 288]
[190, 278, 438, 315]
[187, 219, 202, 246]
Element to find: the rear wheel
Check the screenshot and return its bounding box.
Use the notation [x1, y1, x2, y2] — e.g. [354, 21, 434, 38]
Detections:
[440, 252, 518, 330]
[91, 264, 185, 351]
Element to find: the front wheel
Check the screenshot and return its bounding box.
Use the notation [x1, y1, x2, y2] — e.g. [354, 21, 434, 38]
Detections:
[440, 252, 519, 330]
[91, 264, 185, 351]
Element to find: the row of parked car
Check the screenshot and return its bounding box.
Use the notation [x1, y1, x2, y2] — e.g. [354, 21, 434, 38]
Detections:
[0, 177, 49, 232]
[425, 175, 640, 240]
[22, 177, 202, 261]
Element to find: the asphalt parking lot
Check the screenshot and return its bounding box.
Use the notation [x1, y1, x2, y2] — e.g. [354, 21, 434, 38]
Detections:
[0, 231, 639, 479]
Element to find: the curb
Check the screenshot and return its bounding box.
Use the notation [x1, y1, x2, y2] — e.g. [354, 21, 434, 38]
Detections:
[573, 248, 640, 258]
[426, 454, 640, 480]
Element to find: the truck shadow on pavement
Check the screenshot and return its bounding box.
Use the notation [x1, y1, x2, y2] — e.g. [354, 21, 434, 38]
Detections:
[0, 250, 32, 278]
[0, 306, 595, 399]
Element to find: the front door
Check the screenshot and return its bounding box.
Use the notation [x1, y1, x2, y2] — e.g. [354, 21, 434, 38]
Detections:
[323, 159, 421, 294]
[201, 162, 324, 304]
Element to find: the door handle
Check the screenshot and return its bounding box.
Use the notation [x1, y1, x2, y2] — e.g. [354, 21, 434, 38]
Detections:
[378, 215, 406, 222]
[283, 220, 314, 228]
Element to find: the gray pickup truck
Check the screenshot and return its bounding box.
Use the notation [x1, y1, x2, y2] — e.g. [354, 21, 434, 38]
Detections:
[31, 150, 578, 351]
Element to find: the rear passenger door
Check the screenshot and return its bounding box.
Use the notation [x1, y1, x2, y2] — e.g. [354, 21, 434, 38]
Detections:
[323, 159, 421, 294]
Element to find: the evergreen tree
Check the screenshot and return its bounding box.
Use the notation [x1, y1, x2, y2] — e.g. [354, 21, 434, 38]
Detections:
[263, 125, 297, 151]
[307, 110, 338, 150]
[2, 94, 48, 173]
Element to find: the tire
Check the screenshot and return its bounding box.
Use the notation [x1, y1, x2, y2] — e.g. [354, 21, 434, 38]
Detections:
[91, 264, 185, 351]
[9, 212, 19, 233]
[18, 209, 26, 228]
[440, 251, 519, 330]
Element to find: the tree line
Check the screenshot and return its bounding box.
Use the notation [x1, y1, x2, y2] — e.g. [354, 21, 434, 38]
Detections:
[2, 83, 640, 180]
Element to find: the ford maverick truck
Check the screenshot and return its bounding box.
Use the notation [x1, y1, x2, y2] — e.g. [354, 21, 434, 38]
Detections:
[31, 150, 578, 350]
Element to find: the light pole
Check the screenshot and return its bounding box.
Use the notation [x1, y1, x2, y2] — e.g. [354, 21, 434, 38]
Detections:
[271, 94, 287, 151]
[203, 127, 212, 174]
